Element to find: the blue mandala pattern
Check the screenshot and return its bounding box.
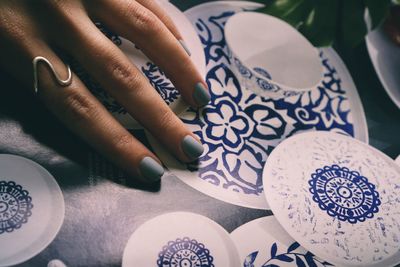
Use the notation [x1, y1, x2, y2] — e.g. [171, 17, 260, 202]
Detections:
[182, 8, 354, 197]
[0, 181, 33, 234]
[309, 165, 381, 224]
[157, 237, 214, 267]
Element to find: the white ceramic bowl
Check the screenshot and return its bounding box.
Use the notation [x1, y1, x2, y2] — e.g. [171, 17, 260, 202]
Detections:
[225, 12, 323, 99]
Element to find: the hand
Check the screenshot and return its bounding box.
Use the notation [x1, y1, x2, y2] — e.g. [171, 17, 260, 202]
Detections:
[0, 0, 209, 182]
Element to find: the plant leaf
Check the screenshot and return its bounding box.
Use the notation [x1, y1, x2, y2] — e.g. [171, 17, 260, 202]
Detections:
[257, 0, 313, 28]
[287, 242, 301, 252]
[300, 0, 338, 47]
[364, 0, 391, 29]
[295, 255, 307, 267]
[276, 254, 294, 262]
[340, 0, 368, 47]
[270, 243, 278, 258]
[244, 251, 259, 267]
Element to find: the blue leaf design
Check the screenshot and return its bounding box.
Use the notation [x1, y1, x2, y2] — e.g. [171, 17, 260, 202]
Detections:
[295, 255, 307, 267]
[276, 254, 294, 262]
[304, 252, 318, 267]
[287, 242, 301, 252]
[270, 243, 277, 258]
[244, 251, 258, 267]
[264, 265, 280, 267]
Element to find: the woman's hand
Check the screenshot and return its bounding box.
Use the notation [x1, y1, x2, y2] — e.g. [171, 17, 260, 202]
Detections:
[0, 0, 209, 182]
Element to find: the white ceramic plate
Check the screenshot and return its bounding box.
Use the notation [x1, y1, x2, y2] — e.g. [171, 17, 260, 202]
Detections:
[264, 131, 400, 266]
[366, 23, 400, 109]
[0, 155, 65, 267]
[230, 216, 333, 266]
[147, 1, 368, 210]
[122, 212, 240, 267]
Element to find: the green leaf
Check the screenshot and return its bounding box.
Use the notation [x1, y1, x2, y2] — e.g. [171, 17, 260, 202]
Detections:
[300, 0, 338, 47]
[340, 0, 368, 47]
[364, 0, 391, 29]
[258, 0, 313, 28]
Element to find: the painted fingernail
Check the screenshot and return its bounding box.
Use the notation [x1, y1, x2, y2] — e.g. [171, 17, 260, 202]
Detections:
[193, 82, 211, 107]
[139, 157, 164, 182]
[179, 39, 191, 56]
[182, 135, 204, 161]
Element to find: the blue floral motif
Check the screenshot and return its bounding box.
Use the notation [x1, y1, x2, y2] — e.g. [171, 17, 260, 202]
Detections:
[141, 62, 180, 105]
[182, 8, 355, 197]
[244, 242, 333, 267]
[157, 237, 214, 267]
[253, 67, 272, 80]
[309, 165, 381, 224]
[0, 181, 33, 234]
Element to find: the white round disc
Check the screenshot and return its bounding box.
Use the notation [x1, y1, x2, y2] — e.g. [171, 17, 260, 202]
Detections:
[264, 131, 400, 266]
[0, 154, 65, 267]
[122, 212, 240, 267]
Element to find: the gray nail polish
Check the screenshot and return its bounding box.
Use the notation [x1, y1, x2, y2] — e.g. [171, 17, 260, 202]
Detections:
[182, 135, 204, 161]
[193, 83, 211, 107]
[179, 39, 191, 57]
[139, 157, 164, 182]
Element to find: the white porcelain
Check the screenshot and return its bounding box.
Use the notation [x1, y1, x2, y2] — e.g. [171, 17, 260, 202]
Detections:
[230, 216, 333, 266]
[263, 131, 400, 267]
[122, 212, 240, 267]
[146, 1, 368, 210]
[225, 11, 323, 99]
[0, 155, 65, 267]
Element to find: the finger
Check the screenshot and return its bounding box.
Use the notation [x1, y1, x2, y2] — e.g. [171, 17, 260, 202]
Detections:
[90, 0, 210, 108]
[55, 17, 204, 162]
[0, 33, 164, 182]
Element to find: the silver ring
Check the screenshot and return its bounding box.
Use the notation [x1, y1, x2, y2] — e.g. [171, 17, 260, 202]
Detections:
[32, 56, 72, 94]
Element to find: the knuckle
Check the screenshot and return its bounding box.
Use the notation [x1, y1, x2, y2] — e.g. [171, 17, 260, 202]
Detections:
[131, 7, 161, 35]
[62, 90, 97, 124]
[108, 60, 141, 91]
[158, 109, 178, 132]
[112, 132, 135, 152]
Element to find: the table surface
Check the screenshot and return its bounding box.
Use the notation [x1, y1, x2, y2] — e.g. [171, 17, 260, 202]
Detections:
[0, 1, 399, 266]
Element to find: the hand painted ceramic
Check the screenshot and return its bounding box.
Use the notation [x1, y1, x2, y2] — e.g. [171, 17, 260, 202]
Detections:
[146, 1, 367, 209]
[71, 1, 206, 129]
[0, 155, 64, 267]
[122, 212, 240, 267]
[230, 216, 333, 267]
[225, 12, 323, 99]
[263, 131, 400, 266]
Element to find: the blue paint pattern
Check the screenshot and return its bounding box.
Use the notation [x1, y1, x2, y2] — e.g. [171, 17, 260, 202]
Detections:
[0, 181, 33, 234]
[309, 165, 381, 224]
[157, 237, 214, 267]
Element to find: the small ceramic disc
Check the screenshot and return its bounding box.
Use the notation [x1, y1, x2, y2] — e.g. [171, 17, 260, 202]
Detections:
[230, 216, 332, 266]
[0, 154, 65, 267]
[263, 131, 400, 266]
[122, 212, 240, 267]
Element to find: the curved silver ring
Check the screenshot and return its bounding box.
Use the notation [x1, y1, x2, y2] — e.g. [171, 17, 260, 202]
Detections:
[32, 56, 72, 94]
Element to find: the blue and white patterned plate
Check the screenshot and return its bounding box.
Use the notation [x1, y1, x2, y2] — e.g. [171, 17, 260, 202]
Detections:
[0, 154, 64, 267]
[264, 131, 400, 266]
[147, 1, 368, 209]
[230, 216, 333, 267]
[122, 212, 240, 266]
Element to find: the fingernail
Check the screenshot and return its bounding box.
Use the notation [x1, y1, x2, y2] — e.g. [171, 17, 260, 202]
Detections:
[193, 83, 210, 107]
[181, 135, 204, 161]
[179, 39, 191, 57]
[139, 157, 164, 182]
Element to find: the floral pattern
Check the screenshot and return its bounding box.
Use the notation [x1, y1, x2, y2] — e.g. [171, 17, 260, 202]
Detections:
[180, 8, 355, 198]
[244, 242, 333, 267]
[309, 165, 381, 224]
